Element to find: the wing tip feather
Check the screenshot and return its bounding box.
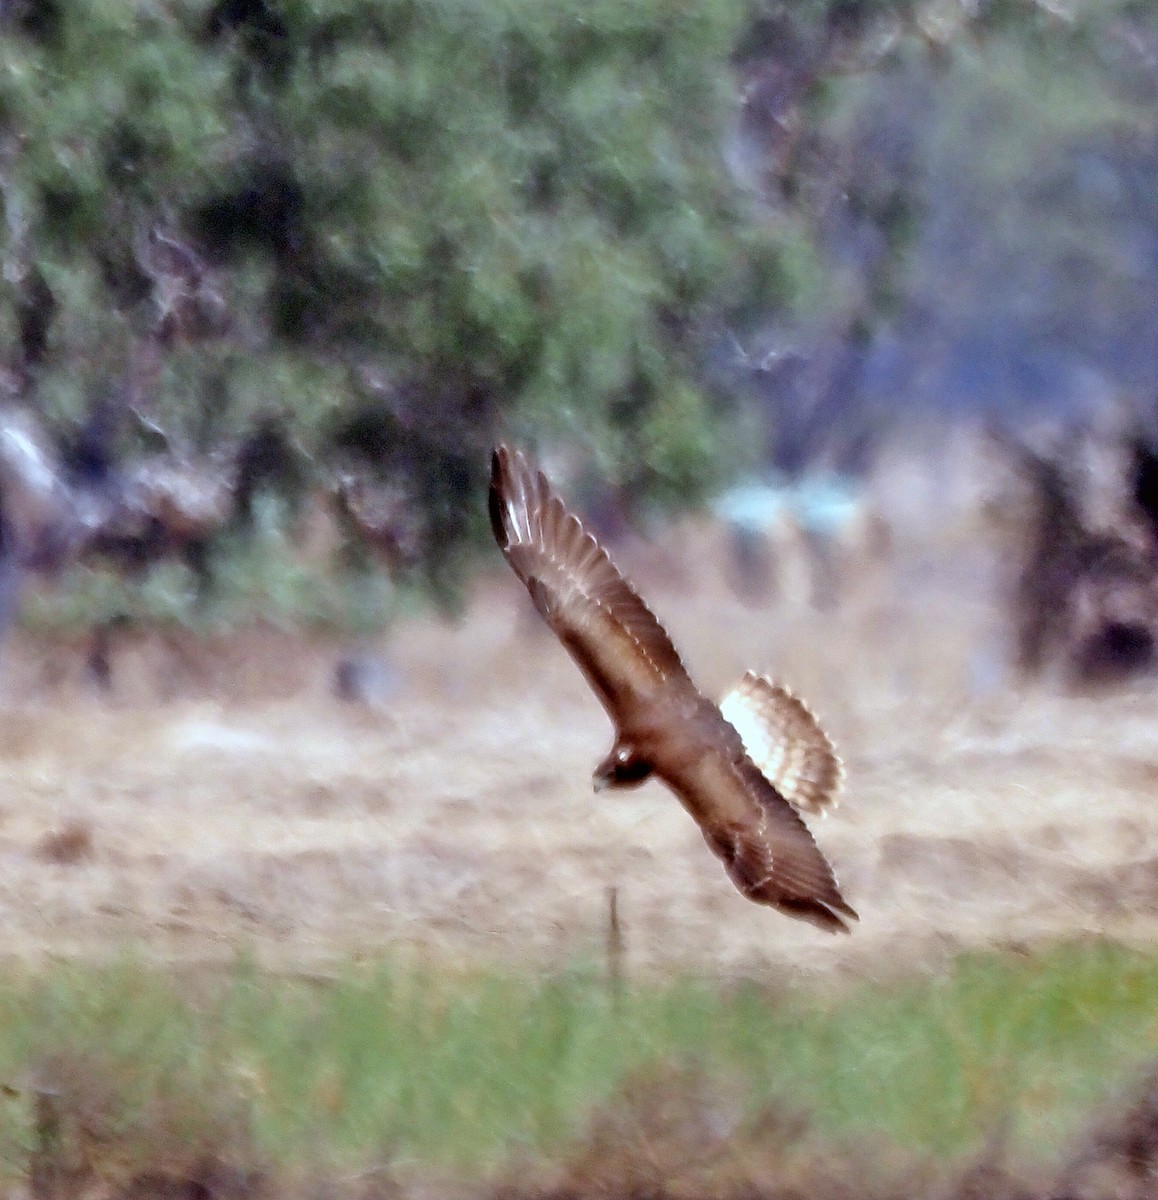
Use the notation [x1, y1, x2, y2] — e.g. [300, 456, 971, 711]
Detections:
[806, 898, 859, 934]
[779, 878, 859, 934]
[489, 445, 512, 550]
[490, 443, 541, 553]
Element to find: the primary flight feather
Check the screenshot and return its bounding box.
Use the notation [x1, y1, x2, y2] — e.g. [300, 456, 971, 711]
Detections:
[489, 445, 856, 934]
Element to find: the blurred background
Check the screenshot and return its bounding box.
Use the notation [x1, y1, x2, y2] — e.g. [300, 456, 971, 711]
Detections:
[3, 3, 1158, 1199]
[2, 0, 1157, 637]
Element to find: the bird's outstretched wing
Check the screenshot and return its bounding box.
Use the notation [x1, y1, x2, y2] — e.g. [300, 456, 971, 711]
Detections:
[659, 724, 857, 933]
[489, 444, 696, 716]
[719, 672, 843, 815]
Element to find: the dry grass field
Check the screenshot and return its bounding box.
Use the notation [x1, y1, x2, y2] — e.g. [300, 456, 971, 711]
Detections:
[0, 518, 1154, 985]
[4, 516, 1158, 1200]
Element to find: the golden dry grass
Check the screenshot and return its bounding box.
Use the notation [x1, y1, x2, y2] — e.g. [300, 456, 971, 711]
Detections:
[0, 516, 1152, 987]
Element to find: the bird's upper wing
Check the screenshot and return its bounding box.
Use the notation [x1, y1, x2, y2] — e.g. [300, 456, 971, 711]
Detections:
[489, 445, 696, 716]
[660, 736, 856, 933]
[719, 672, 843, 815]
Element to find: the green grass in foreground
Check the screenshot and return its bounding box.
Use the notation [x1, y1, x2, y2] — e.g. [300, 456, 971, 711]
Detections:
[0, 939, 1156, 1180]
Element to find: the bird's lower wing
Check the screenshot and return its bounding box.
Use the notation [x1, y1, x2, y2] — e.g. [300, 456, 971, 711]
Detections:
[661, 747, 857, 934]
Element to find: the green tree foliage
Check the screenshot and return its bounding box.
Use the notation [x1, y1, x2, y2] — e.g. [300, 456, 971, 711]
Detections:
[0, 0, 815, 606]
[10, 0, 1145, 616]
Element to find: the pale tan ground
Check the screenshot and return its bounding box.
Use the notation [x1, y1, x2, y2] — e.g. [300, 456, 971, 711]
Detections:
[1, 522, 1156, 983]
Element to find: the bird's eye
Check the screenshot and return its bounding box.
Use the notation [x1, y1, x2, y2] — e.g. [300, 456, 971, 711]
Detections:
[617, 747, 631, 764]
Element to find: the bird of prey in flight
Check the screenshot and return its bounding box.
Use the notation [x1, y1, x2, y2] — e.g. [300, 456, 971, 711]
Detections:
[489, 445, 857, 933]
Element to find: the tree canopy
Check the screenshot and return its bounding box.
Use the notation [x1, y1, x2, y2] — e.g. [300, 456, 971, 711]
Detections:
[3, 0, 1157, 614]
[0, 0, 806, 584]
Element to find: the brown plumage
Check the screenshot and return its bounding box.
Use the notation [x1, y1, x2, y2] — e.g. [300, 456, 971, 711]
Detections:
[489, 445, 856, 933]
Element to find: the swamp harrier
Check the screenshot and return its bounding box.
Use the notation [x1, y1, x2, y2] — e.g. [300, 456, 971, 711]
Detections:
[489, 445, 857, 933]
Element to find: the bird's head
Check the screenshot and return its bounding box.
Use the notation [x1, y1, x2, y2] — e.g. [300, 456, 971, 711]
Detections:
[593, 742, 653, 792]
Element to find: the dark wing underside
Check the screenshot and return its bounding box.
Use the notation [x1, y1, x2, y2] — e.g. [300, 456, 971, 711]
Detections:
[489, 444, 696, 717]
[657, 730, 857, 934]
